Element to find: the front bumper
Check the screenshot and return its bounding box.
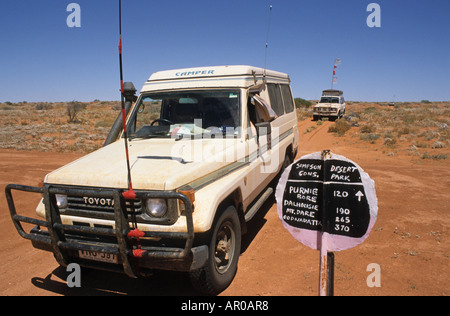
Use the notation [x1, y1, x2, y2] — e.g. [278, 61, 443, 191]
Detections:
[5, 183, 208, 277]
[313, 108, 339, 116]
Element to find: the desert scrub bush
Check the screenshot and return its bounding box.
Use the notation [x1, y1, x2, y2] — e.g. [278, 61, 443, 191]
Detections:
[344, 111, 360, 126]
[67, 101, 87, 123]
[419, 130, 441, 141]
[304, 126, 316, 134]
[432, 141, 446, 149]
[363, 106, 378, 114]
[395, 126, 417, 137]
[360, 133, 380, 143]
[422, 152, 447, 160]
[438, 131, 449, 142]
[95, 119, 115, 128]
[296, 108, 312, 121]
[40, 136, 55, 143]
[328, 119, 350, 136]
[360, 124, 376, 134]
[0, 104, 15, 111]
[408, 145, 420, 156]
[413, 141, 428, 148]
[35, 103, 53, 110]
[383, 137, 397, 147]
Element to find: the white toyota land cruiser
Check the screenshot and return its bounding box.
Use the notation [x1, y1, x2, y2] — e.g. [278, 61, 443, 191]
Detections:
[6, 65, 299, 295]
[313, 89, 346, 121]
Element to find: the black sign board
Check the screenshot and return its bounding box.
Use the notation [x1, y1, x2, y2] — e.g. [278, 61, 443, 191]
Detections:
[276, 152, 377, 252]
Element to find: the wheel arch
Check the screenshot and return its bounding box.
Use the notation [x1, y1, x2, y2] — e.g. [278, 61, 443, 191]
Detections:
[215, 188, 246, 235]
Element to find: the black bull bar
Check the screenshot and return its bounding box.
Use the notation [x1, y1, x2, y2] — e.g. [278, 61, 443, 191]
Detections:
[5, 183, 208, 278]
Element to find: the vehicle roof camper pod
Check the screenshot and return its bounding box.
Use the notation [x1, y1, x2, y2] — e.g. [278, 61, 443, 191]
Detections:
[322, 89, 343, 96]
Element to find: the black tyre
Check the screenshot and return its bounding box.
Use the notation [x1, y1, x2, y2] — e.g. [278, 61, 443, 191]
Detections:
[282, 152, 292, 171]
[190, 205, 241, 295]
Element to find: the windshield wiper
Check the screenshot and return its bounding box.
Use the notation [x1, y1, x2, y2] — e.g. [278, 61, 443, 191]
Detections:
[128, 134, 168, 141]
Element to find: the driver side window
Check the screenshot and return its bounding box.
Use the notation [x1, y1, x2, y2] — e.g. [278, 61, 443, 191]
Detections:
[133, 96, 162, 133]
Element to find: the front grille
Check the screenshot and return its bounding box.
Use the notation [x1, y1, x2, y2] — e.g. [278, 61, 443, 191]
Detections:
[53, 187, 180, 225]
[61, 195, 142, 220]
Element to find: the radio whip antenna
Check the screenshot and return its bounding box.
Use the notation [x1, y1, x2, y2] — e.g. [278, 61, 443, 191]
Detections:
[263, 1, 273, 80]
[118, 0, 136, 203]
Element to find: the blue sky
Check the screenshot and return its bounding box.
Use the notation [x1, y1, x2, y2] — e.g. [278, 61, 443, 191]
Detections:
[0, 0, 449, 102]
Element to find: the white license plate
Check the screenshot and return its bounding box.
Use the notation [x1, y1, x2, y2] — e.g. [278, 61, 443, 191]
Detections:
[78, 250, 118, 264]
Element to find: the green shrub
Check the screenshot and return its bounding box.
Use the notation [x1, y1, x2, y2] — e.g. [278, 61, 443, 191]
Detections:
[294, 98, 312, 108]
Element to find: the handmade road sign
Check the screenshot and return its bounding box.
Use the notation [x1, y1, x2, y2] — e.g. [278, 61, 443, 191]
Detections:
[276, 151, 378, 252]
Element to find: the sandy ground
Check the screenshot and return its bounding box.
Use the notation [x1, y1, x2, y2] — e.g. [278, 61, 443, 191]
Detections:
[0, 120, 448, 296]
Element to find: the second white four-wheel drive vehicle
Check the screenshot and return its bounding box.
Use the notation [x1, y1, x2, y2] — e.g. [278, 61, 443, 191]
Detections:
[313, 89, 346, 121]
[6, 65, 299, 295]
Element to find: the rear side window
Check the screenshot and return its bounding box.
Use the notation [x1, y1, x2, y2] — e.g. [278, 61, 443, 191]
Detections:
[280, 84, 294, 113]
[267, 83, 284, 116]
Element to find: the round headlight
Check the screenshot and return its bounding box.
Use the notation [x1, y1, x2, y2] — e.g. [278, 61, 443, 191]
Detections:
[55, 194, 68, 209]
[145, 198, 167, 218]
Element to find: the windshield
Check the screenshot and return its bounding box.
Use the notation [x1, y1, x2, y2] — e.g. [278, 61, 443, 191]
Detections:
[127, 90, 241, 139]
[320, 97, 339, 104]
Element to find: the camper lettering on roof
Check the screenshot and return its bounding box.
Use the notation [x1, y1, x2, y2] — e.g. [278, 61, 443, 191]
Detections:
[176, 70, 215, 77]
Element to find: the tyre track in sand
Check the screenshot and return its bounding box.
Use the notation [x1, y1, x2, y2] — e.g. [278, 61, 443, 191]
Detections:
[296, 119, 335, 158]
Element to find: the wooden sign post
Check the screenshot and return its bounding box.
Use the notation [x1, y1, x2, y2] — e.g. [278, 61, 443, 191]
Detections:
[276, 150, 378, 296]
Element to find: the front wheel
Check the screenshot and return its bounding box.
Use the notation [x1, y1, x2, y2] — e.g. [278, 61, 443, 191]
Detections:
[190, 205, 241, 295]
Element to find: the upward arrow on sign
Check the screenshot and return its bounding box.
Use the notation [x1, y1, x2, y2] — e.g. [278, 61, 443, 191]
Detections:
[355, 191, 364, 202]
